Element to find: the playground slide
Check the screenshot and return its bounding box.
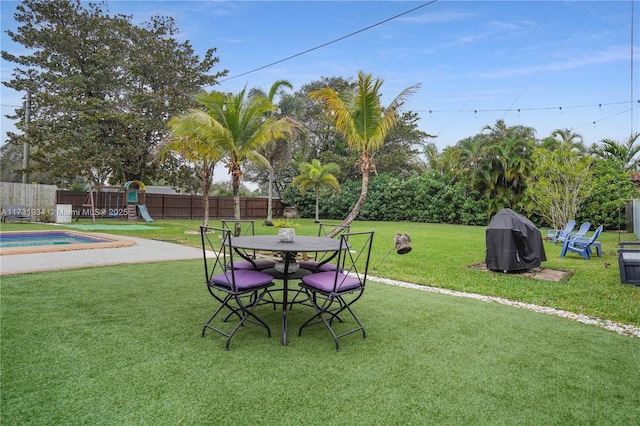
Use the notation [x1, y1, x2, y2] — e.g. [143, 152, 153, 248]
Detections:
[137, 204, 154, 223]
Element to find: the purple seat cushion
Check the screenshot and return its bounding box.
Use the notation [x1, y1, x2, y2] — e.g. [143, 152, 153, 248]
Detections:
[301, 271, 362, 293]
[227, 259, 276, 271]
[298, 260, 339, 272]
[211, 270, 273, 290]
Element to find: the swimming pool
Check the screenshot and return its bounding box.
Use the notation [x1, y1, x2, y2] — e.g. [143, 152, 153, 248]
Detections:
[0, 230, 136, 255]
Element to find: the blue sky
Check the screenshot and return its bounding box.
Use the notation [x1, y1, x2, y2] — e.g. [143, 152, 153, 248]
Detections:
[2, 0, 639, 155]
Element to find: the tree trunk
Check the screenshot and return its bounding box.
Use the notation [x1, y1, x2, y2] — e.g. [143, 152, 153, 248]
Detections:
[202, 189, 209, 227]
[265, 168, 273, 226]
[202, 168, 211, 227]
[314, 187, 320, 223]
[327, 168, 370, 238]
[232, 170, 241, 220]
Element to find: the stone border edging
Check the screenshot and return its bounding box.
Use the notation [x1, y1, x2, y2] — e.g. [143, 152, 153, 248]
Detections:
[368, 275, 640, 339]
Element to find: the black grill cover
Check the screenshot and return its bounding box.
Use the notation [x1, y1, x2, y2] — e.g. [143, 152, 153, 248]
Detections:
[485, 208, 547, 272]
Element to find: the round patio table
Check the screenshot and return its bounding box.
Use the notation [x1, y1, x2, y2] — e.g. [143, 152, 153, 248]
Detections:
[229, 235, 346, 345]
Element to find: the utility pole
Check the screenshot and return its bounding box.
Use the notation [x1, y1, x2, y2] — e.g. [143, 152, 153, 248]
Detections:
[22, 91, 30, 184]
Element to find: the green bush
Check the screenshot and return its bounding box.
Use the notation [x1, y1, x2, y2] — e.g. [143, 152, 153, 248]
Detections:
[283, 163, 631, 228]
[282, 172, 488, 225]
[577, 161, 637, 230]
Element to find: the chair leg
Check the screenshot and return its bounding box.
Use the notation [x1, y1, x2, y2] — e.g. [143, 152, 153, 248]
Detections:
[287, 288, 311, 310]
[222, 291, 272, 350]
[260, 290, 278, 311]
[298, 291, 365, 351]
[203, 289, 272, 350]
[335, 297, 366, 340]
[303, 296, 342, 351]
[202, 293, 234, 337]
[235, 290, 272, 335]
[560, 240, 569, 257]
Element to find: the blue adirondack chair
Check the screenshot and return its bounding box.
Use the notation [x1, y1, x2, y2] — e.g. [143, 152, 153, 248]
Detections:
[549, 220, 575, 244]
[560, 225, 603, 260]
[556, 221, 590, 245]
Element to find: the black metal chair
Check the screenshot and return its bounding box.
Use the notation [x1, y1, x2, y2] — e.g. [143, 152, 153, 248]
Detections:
[298, 223, 350, 272]
[298, 231, 374, 350]
[221, 219, 275, 270]
[200, 226, 275, 350]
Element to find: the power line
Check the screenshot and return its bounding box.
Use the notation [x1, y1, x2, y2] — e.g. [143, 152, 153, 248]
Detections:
[218, 1, 438, 83]
[501, 1, 597, 119]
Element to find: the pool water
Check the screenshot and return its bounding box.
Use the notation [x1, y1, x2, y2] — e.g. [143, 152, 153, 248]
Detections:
[0, 231, 111, 248]
[0, 230, 135, 255]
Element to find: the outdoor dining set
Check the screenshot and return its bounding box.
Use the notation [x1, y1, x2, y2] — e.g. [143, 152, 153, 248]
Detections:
[199, 220, 374, 350]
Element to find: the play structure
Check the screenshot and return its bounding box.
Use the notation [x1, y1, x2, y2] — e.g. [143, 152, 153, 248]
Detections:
[124, 181, 153, 222]
[79, 181, 154, 223]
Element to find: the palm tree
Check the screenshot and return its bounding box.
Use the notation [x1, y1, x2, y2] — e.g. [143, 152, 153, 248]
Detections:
[459, 120, 535, 216]
[550, 128, 585, 153]
[162, 114, 224, 226]
[417, 141, 439, 172]
[186, 87, 298, 220]
[308, 71, 419, 234]
[590, 133, 640, 171]
[249, 80, 296, 225]
[292, 159, 340, 222]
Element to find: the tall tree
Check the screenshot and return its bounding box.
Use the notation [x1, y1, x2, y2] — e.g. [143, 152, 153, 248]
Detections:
[525, 145, 593, 229]
[308, 71, 419, 234]
[1, 0, 224, 185]
[292, 159, 340, 222]
[248, 80, 296, 225]
[589, 133, 640, 171]
[181, 88, 298, 220]
[374, 111, 431, 177]
[450, 120, 535, 217]
[161, 113, 225, 226]
[550, 128, 585, 153]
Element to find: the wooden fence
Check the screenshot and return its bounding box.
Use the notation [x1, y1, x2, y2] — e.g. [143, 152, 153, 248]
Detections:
[55, 190, 284, 220]
[0, 182, 57, 221]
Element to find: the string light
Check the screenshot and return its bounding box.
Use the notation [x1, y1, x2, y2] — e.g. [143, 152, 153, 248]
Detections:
[416, 100, 637, 116]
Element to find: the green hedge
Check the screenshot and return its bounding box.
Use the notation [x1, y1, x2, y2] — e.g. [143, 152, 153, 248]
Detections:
[282, 172, 488, 225]
[283, 167, 632, 229]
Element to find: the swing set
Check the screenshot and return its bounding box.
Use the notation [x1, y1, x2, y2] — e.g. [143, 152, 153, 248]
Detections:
[77, 186, 127, 222]
[78, 181, 153, 223]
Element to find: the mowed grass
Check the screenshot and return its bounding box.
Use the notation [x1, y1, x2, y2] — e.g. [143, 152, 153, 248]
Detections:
[1, 260, 639, 424]
[3, 218, 637, 326]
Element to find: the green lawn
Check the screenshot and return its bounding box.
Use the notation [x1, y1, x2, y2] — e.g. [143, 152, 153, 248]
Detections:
[1, 219, 639, 424]
[3, 218, 638, 327]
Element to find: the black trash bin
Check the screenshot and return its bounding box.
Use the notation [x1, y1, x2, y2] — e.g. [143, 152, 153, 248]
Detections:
[485, 209, 547, 272]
